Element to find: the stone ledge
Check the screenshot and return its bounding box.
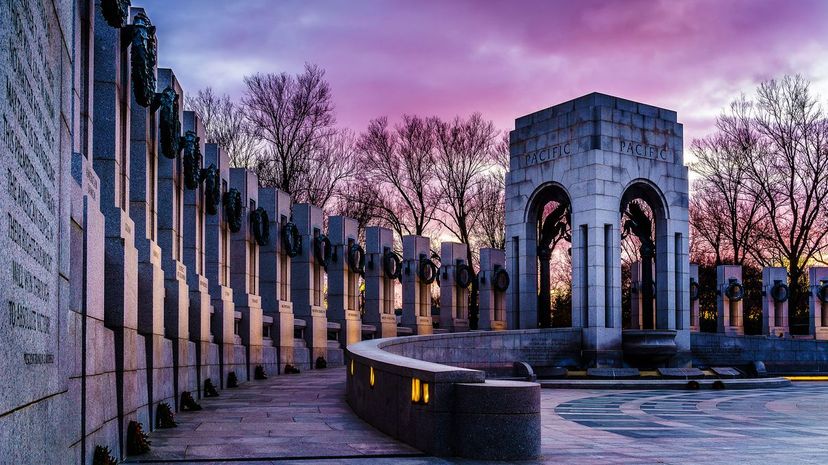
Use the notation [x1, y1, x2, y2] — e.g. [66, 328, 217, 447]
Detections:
[345, 331, 542, 460]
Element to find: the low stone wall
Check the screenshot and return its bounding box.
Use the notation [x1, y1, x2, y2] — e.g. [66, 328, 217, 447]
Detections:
[346, 332, 543, 460]
[692, 333, 828, 373]
[380, 328, 583, 376]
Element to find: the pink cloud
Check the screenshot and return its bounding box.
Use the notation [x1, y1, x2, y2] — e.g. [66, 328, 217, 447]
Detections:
[140, 0, 828, 142]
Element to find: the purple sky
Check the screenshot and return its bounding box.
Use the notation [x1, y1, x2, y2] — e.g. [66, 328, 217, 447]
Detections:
[140, 0, 828, 141]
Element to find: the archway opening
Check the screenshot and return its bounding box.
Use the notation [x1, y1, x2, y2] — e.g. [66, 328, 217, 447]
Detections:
[529, 184, 572, 328]
[621, 182, 668, 330]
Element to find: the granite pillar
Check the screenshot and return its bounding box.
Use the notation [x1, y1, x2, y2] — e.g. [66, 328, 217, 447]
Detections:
[203, 144, 236, 387]
[127, 9, 173, 426]
[478, 248, 508, 330]
[762, 267, 789, 337]
[229, 168, 263, 380]
[438, 242, 471, 332]
[155, 68, 189, 409]
[363, 227, 398, 338]
[328, 216, 363, 350]
[809, 267, 828, 340]
[290, 203, 328, 365]
[182, 111, 212, 395]
[690, 264, 700, 331]
[401, 235, 434, 335]
[92, 6, 149, 453]
[716, 265, 743, 335]
[258, 187, 296, 373]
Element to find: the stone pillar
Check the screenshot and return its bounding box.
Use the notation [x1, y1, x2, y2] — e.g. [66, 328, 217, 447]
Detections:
[182, 111, 211, 396]
[155, 68, 190, 408]
[229, 168, 263, 381]
[690, 264, 700, 331]
[570, 213, 623, 368]
[629, 260, 642, 330]
[328, 216, 363, 349]
[809, 267, 828, 340]
[478, 248, 508, 330]
[439, 242, 471, 332]
[126, 10, 172, 424]
[290, 204, 328, 365]
[65, 3, 122, 460]
[203, 143, 236, 387]
[761, 267, 789, 337]
[716, 265, 744, 335]
[363, 227, 398, 338]
[401, 235, 434, 334]
[92, 5, 149, 450]
[258, 187, 294, 373]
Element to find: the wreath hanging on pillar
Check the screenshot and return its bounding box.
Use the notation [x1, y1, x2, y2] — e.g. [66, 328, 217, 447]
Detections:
[455, 262, 474, 289]
[382, 250, 402, 280]
[725, 279, 744, 302]
[348, 243, 366, 275]
[314, 234, 333, 269]
[818, 282, 828, 304]
[181, 131, 203, 189]
[770, 281, 789, 303]
[223, 188, 243, 233]
[419, 255, 439, 284]
[201, 164, 221, 215]
[689, 279, 700, 301]
[493, 267, 510, 292]
[153, 86, 182, 159]
[101, 0, 131, 28]
[126, 12, 157, 108]
[250, 207, 270, 246]
[282, 222, 302, 257]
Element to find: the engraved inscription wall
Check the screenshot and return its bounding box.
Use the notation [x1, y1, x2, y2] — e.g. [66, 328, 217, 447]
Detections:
[0, 0, 68, 413]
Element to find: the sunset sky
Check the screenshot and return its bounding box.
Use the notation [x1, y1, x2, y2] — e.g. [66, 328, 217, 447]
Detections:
[141, 0, 828, 145]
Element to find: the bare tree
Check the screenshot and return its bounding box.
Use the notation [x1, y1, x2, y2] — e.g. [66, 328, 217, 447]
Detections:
[473, 173, 506, 250]
[243, 64, 336, 197]
[351, 115, 440, 241]
[690, 98, 765, 265]
[301, 129, 358, 210]
[736, 76, 828, 284]
[433, 113, 499, 256]
[185, 87, 258, 168]
[688, 182, 728, 265]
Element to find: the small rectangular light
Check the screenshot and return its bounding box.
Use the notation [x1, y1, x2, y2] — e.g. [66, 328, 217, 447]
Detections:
[422, 383, 430, 404]
[369, 366, 375, 387]
[411, 378, 421, 403]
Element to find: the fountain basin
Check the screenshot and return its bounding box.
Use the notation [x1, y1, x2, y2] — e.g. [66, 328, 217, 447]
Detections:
[622, 329, 678, 368]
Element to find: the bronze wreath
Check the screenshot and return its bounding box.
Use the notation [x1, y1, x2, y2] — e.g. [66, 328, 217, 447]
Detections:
[725, 279, 744, 302]
[223, 188, 243, 233]
[493, 267, 510, 292]
[419, 256, 438, 284]
[201, 164, 221, 215]
[282, 222, 302, 257]
[455, 262, 474, 289]
[382, 250, 402, 280]
[181, 130, 202, 190]
[250, 207, 270, 246]
[348, 243, 366, 275]
[314, 234, 332, 269]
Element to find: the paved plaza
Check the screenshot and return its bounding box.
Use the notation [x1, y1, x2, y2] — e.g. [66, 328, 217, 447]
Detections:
[128, 368, 828, 465]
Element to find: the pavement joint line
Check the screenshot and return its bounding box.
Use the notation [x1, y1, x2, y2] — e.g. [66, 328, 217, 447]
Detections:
[125, 452, 427, 463]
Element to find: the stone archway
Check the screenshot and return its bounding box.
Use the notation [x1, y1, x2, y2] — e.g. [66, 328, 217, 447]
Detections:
[505, 92, 691, 367]
[526, 183, 572, 328]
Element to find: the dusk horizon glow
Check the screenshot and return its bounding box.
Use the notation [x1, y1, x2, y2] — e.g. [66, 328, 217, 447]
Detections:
[141, 0, 828, 144]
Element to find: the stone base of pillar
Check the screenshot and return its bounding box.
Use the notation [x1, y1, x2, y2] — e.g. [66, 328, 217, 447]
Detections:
[766, 325, 789, 338]
[815, 328, 828, 340]
[408, 316, 433, 335]
[274, 300, 295, 373]
[377, 314, 398, 338]
[445, 318, 470, 333]
[305, 306, 328, 365]
[338, 310, 363, 347]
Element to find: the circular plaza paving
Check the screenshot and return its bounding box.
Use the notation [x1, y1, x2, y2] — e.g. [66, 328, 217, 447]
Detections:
[130, 368, 828, 465]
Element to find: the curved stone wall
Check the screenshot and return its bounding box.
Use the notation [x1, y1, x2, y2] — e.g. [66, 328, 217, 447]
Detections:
[345, 330, 560, 460]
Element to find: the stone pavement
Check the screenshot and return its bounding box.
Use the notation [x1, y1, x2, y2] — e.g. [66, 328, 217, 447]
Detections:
[131, 371, 828, 465]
